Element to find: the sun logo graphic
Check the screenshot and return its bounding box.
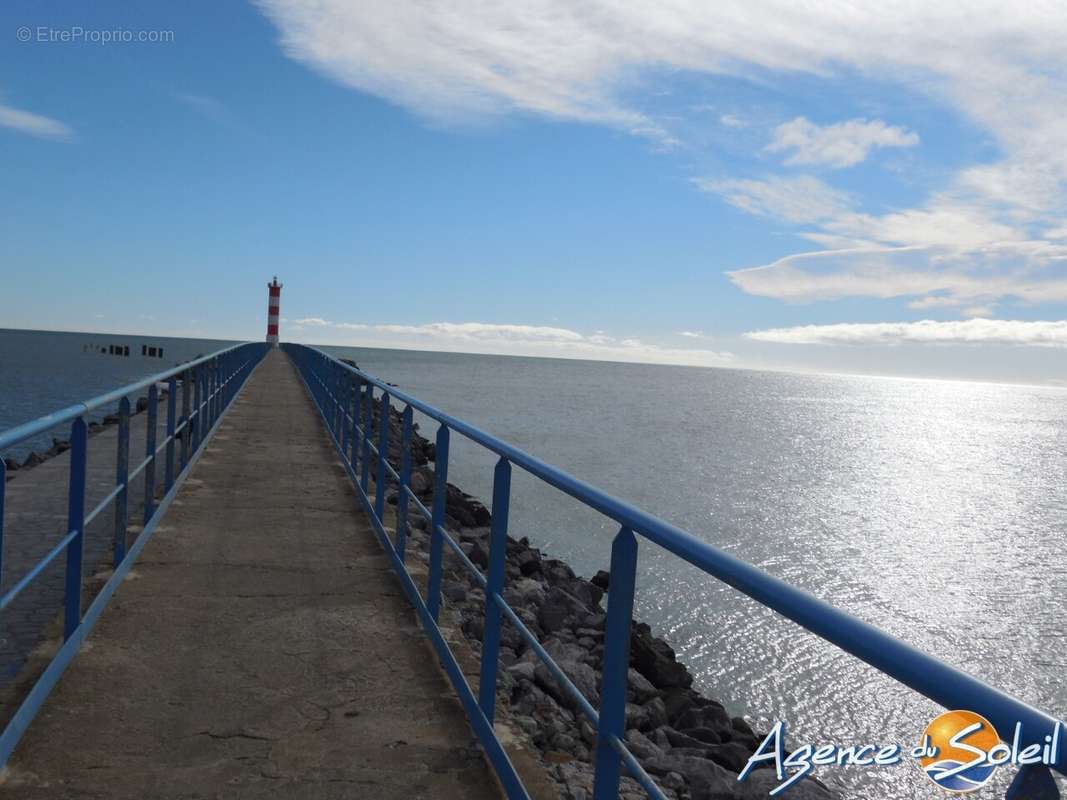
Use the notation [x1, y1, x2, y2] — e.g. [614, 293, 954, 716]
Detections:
[918, 710, 1001, 793]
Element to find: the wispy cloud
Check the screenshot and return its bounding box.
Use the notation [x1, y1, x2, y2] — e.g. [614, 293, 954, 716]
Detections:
[0, 103, 73, 141]
[694, 175, 852, 226]
[286, 318, 734, 366]
[174, 92, 242, 131]
[767, 117, 919, 168]
[700, 171, 1067, 313]
[746, 319, 1067, 347]
[254, 2, 1067, 319]
[726, 242, 1067, 309]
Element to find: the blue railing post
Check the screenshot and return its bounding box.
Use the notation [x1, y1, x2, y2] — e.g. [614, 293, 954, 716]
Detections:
[479, 457, 512, 721]
[349, 376, 360, 469]
[143, 383, 158, 524]
[593, 526, 638, 800]
[427, 424, 450, 622]
[0, 459, 5, 580]
[340, 373, 351, 458]
[213, 358, 221, 426]
[204, 361, 212, 430]
[113, 397, 130, 568]
[396, 405, 414, 561]
[63, 417, 88, 641]
[332, 365, 341, 440]
[194, 366, 204, 451]
[180, 368, 191, 468]
[374, 393, 390, 521]
[1006, 764, 1059, 800]
[360, 384, 372, 492]
[205, 361, 214, 431]
[201, 365, 209, 438]
[164, 376, 176, 491]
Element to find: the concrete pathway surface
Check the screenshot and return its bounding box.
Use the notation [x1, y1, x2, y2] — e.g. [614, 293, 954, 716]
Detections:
[0, 349, 503, 799]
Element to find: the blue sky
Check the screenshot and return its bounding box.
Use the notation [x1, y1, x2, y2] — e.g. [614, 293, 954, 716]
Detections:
[3, 2, 1067, 382]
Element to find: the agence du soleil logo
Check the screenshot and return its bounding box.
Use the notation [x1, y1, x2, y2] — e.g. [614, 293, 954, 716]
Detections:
[737, 709, 1062, 795]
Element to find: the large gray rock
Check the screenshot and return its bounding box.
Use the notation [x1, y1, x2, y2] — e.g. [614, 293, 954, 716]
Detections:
[676, 702, 734, 741]
[628, 668, 661, 703]
[534, 657, 599, 712]
[631, 622, 693, 690]
[644, 754, 736, 800]
[538, 586, 592, 633]
[624, 729, 664, 761]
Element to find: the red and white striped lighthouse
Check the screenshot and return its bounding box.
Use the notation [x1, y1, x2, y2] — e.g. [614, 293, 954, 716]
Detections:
[266, 277, 282, 345]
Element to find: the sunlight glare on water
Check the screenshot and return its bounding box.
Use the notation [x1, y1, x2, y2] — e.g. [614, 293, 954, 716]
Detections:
[326, 347, 1067, 799]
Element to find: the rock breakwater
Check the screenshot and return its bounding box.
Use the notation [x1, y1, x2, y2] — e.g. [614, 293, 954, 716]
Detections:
[363, 393, 837, 800]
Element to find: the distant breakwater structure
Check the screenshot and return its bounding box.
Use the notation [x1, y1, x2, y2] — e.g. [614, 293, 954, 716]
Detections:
[2, 358, 205, 477]
[3, 393, 160, 476]
[349, 358, 835, 800]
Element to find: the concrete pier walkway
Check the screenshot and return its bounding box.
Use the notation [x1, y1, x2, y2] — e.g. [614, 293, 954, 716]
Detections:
[0, 350, 502, 799]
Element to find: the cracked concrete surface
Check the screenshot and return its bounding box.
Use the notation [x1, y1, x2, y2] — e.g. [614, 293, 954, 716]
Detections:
[0, 350, 503, 799]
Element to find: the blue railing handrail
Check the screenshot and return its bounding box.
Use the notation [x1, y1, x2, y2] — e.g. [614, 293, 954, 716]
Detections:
[0, 343, 250, 452]
[0, 340, 268, 769]
[288, 343, 1065, 800]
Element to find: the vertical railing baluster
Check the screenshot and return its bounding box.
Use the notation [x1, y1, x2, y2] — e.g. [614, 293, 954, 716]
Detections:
[143, 383, 158, 524]
[360, 384, 372, 492]
[180, 368, 191, 468]
[222, 354, 230, 408]
[205, 361, 213, 431]
[333, 366, 341, 440]
[113, 397, 130, 568]
[189, 369, 197, 455]
[592, 526, 638, 800]
[396, 405, 413, 561]
[340, 373, 350, 460]
[374, 392, 390, 521]
[427, 424, 450, 621]
[353, 378, 364, 477]
[209, 363, 215, 423]
[0, 458, 6, 581]
[198, 365, 205, 440]
[337, 367, 345, 441]
[479, 457, 511, 721]
[1006, 764, 1058, 799]
[213, 360, 221, 428]
[354, 377, 367, 469]
[164, 376, 176, 491]
[63, 418, 88, 641]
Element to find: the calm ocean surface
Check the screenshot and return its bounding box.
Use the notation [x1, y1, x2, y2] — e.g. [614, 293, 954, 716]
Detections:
[4, 329, 1066, 797]
[0, 329, 235, 459]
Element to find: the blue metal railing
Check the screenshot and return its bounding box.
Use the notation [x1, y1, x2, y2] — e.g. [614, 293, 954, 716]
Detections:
[0, 341, 268, 766]
[285, 343, 1065, 800]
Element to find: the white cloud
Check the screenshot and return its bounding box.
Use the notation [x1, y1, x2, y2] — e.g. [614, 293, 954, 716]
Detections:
[0, 103, 73, 141]
[767, 117, 918, 168]
[174, 92, 242, 131]
[678, 330, 706, 338]
[726, 243, 1067, 309]
[369, 321, 585, 342]
[694, 175, 852, 225]
[746, 319, 1067, 347]
[286, 318, 733, 366]
[253, 2, 1067, 314]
